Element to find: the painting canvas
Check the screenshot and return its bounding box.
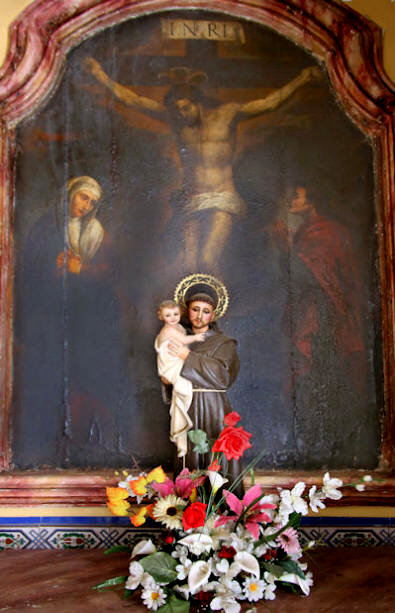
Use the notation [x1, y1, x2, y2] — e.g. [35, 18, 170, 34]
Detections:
[11, 9, 382, 471]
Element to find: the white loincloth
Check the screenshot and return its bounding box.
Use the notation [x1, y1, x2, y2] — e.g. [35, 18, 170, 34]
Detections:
[183, 191, 246, 216]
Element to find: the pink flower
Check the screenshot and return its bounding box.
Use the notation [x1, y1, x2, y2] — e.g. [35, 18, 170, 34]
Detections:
[277, 527, 301, 555]
[223, 411, 241, 426]
[152, 469, 205, 500]
[215, 485, 276, 539]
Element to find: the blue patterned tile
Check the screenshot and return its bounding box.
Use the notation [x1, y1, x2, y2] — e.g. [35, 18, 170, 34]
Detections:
[0, 519, 393, 550]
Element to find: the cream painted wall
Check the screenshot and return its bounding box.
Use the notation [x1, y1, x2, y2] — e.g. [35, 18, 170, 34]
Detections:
[0, 0, 394, 83]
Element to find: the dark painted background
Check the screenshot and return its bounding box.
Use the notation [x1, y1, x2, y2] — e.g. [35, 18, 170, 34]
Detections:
[12, 11, 381, 470]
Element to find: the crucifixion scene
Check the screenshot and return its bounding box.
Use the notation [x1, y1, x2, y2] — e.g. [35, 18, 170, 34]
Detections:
[12, 10, 381, 472]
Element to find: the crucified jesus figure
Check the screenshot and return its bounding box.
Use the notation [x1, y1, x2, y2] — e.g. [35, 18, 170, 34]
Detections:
[85, 59, 322, 272]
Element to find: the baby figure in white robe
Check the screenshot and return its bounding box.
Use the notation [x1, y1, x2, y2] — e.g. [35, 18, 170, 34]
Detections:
[155, 300, 205, 458]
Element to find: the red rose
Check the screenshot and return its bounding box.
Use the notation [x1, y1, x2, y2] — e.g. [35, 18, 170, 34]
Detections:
[223, 411, 241, 426]
[212, 425, 252, 461]
[182, 501, 207, 530]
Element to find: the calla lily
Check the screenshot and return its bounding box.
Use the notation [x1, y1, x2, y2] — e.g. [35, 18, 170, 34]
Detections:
[188, 560, 212, 594]
[279, 571, 314, 596]
[174, 584, 189, 600]
[131, 539, 156, 558]
[178, 534, 213, 556]
[233, 551, 260, 578]
[208, 470, 228, 494]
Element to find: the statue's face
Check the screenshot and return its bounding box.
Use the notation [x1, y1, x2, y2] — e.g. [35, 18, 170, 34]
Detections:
[188, 300, 215, 332]
[69, 189, 97, 218]
[175, 98, 199, 126]
[160, 306, 181, 326]
[289, 186, 311, 215]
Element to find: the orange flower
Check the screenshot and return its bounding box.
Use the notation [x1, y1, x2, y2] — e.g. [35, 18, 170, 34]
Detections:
[106, 487, 130, 516]
[130, 476, 149, 497]
[130, 505, 153, 527]
[107, 499, 130, 516]
[129, 466, 167, 497]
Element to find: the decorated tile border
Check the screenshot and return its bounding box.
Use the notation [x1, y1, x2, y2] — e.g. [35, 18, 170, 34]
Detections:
[0, 517, 393, 550]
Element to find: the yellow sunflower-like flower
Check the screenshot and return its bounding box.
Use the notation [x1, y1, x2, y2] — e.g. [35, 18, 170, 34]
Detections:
[152, 495, 186, 530]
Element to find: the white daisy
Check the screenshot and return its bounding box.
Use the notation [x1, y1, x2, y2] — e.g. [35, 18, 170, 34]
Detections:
[243, 577, 265, 602]
[141, 584, 167, 610]
[152, 495, 186, 530]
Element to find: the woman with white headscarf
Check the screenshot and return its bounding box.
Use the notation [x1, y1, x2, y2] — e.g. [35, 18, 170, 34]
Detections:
[15, 175, 128, 470]
[56, 175, 104, 274]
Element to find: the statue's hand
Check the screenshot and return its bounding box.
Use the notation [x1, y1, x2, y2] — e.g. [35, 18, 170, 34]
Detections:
[301, 65, 323, 82]
[194, 333, 206, 343]
[83, 57, 104, 81]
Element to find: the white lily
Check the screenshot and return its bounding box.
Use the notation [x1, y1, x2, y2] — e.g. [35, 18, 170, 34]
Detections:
[125, 561, 148, 590]
[233, 551, 260, 578]
[188, 560, 212, 595]
[280, 482, 308, 516]
[213, 557, 230, 576]
[131, 539, 156, 559]
[175, 557, 192, 581]
[178, 533, 213, 556]
[208, 470, 229, 494]
[308, 485, 326, 513]
[211, 588, 241, 613]
[322, 472, 343, 500]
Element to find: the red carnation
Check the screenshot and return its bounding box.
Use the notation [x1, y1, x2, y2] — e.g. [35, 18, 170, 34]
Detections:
[212, 425, 252, 461]
[182, 501, 207, 530]
[218, 546, 236, 559]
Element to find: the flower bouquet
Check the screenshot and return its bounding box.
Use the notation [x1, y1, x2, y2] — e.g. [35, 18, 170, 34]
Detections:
[96, 412, 371, 612]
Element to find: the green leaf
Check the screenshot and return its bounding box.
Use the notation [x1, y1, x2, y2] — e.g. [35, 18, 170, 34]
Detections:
[140, 552, 178, 584]
[278, 559, 306, 579]
[262, 562, 285, 578]
[92, 575, 128, 590]
[188, 429, 209, 454]
[288, 512, 302, 528]
[104, 545, 131, 555]
[158, 594, 190, 613]
[123, 589, 134, 599]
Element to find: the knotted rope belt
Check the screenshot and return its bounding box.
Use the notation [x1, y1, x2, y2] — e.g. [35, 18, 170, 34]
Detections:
[193, 388, 227, 392]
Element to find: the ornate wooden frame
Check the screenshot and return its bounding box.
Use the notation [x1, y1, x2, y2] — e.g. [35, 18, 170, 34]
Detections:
[0, 0, 394, 506]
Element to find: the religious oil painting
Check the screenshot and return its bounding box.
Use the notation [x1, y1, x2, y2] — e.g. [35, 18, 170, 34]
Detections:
[11, 10, 382, 471]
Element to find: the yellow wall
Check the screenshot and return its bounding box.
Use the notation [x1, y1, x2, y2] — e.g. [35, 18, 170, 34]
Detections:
[0, 0, 394, 83]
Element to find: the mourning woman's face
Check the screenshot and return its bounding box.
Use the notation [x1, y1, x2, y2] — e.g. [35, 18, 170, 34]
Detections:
[69, 189, 97, 218]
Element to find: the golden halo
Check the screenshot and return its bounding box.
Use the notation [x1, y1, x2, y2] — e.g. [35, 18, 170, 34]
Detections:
[174, 273, 229, 319]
